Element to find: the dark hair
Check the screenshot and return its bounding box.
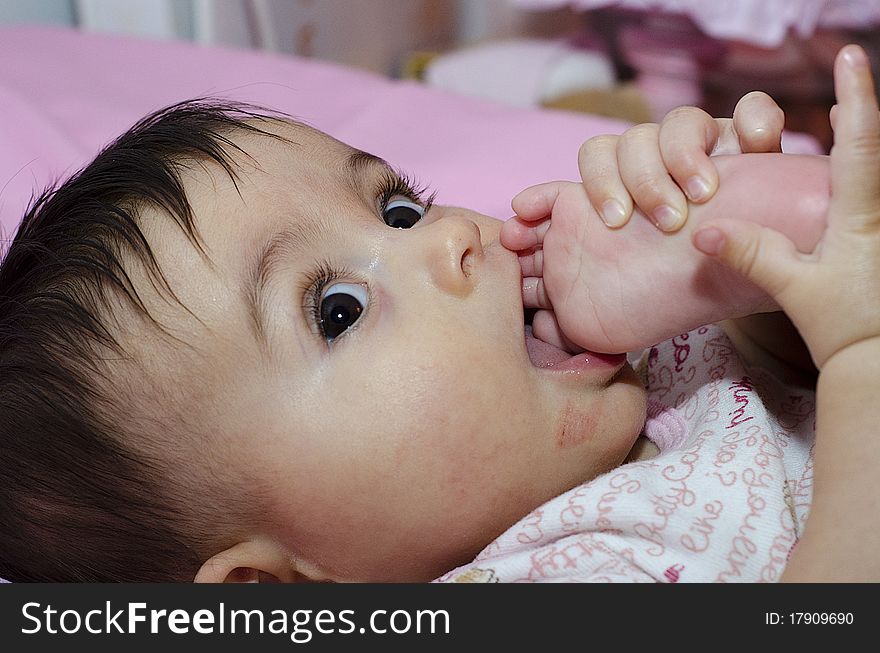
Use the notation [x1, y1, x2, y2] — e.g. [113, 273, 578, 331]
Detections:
[0, 99, 282, 581]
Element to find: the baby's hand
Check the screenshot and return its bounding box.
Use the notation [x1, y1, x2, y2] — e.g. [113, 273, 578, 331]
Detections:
[573, 91, 785, 232]
[693, 46, 880, 370]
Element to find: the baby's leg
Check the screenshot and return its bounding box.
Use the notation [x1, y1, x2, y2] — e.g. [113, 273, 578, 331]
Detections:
[545, 153, 829, 353]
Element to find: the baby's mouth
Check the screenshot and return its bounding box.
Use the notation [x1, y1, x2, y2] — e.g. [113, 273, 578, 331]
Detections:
[523, 307, 627, 371]
[524, 324, 575, 367]
[523, 307, 575, 368]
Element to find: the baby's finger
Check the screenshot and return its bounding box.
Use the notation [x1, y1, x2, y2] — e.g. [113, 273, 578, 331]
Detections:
[693, 218, 803, 311]
[500, 215, 550, 252]
[617, 123, 688, 231]
[732, 91, 785, 153]
[577, 134, 633, 228]
[828, 104, 880, 132]
[522, 276, 552, 310]
[658, 106, 721, 203]
[829, 45, 880, 229]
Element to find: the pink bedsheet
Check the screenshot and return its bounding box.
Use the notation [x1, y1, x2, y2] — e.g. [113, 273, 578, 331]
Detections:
[0, 26, 821, 239]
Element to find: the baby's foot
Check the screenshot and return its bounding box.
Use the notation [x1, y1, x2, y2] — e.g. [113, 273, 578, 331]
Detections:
[504, 154, 829, 353]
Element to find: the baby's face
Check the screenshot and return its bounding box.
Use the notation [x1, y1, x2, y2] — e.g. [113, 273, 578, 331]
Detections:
[136, 121, 646, 581]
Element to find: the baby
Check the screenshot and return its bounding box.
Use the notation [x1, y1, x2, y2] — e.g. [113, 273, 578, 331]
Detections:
[0, 46, 874, 583]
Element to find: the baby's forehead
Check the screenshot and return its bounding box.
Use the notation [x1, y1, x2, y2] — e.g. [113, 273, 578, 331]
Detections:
[220, 118, 385, 206]
[238, 118, 353, 165]
[161, 117, 363, 221]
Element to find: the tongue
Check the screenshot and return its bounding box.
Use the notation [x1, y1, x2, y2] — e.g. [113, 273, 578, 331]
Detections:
[524, 325, 574, 368]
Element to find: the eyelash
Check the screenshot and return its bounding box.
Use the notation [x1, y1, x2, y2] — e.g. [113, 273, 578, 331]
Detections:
[302, 171, 435, 342]
[376, 169, 436, 217]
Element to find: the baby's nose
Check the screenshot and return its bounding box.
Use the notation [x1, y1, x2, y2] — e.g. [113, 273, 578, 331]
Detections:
[424, 217, 484, 297]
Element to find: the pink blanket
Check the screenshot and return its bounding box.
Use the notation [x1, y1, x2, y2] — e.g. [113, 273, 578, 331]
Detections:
[0, 26, 822, 240]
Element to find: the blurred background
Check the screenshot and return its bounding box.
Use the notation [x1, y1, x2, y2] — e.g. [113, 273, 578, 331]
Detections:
[2, 0, 879, 153]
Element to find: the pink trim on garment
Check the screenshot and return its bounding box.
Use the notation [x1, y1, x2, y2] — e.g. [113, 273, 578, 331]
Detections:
[643, 399, 688, 452]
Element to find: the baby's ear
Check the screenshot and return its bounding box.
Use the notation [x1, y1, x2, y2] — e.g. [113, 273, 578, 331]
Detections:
[193, 539, 332, 583]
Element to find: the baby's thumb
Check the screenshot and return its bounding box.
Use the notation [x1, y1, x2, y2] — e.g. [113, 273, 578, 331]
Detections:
[692, 219, 801, 301]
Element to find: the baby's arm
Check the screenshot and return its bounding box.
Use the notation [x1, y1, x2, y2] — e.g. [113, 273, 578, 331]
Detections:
[503, 152, 828, 355]
[693, 45, 880, 580]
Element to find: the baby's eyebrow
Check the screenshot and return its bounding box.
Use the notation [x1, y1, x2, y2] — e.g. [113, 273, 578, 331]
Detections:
[341, 148, 400, 198]
[244, 147, 390, 352]
[344, 148, 389, 179]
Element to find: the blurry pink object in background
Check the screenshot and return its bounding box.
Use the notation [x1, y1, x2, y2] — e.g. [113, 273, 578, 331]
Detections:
[513, 0, 880, 48]
[617, 19, 725, 121]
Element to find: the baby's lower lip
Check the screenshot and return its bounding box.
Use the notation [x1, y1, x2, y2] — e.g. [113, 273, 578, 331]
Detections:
[524, 325, 626, 374]
[545, 351, 627, 373]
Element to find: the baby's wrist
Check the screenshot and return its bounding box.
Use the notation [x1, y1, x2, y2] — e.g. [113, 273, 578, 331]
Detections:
[817, 335, 880, 374]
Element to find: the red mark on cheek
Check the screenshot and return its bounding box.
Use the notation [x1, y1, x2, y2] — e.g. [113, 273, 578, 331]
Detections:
[557, 402, 599, 449]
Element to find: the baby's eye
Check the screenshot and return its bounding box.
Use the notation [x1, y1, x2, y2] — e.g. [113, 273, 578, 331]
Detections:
[383, 198, 425, 229]
[319, 282, 368, 342]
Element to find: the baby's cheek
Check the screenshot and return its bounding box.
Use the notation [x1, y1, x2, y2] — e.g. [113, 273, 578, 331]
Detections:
[392, 380, 503, 486]
[556, 400, 603, 450]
